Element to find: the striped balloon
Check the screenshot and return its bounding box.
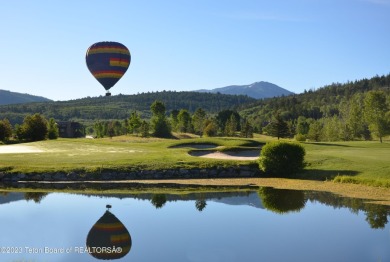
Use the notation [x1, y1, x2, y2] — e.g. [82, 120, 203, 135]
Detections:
[86, 210, 132, 260]
[86, 41, 131, 96]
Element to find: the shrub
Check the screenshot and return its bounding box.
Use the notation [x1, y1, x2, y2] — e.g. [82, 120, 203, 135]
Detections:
[295, 133, 307, 142]
[258, 141, 306, 177]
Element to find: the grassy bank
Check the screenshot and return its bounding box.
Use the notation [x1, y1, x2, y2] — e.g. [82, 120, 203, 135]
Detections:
[0, 136, 389, 188]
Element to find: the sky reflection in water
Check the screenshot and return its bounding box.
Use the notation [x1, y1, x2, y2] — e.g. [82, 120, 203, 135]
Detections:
[0, 187, 389, 262]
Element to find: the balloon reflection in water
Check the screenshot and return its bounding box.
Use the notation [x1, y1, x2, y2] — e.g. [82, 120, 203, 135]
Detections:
[86, 205, 131, 260]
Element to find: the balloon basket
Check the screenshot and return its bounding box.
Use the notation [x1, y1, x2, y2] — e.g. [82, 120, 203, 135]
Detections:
[105, 91, 111, 97]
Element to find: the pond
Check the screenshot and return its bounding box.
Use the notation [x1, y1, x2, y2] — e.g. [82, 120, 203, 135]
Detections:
[0, 184, 389, 262]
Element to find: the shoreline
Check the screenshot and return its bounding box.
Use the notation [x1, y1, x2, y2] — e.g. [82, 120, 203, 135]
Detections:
[2, 178, 389, 206]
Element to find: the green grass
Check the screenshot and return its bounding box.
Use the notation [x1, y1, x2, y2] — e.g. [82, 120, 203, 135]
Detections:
[0, 136, 389, 188]
[0, 136, 257, 173]
[301, 140, 390, 187]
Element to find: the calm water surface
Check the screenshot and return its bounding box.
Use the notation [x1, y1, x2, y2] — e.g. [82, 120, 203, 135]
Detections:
[0, 187, 389, 262]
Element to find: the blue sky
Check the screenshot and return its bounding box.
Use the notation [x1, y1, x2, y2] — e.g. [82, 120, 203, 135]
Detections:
[1, 0, 389, 101]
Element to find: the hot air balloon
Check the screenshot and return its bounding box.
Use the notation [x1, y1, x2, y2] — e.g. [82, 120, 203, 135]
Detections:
[86, 205, 132, 260]
[86, 41, 131, 96]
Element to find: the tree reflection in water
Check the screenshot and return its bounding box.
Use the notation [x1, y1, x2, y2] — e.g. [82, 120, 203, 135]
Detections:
[258, 187, 390, 229]
[195, 199, 207, 212]
[258, 188, 306, 214]
[4, 183, 389, 229]
[24, 192, 49, 203]
[151, 194, 167, 209]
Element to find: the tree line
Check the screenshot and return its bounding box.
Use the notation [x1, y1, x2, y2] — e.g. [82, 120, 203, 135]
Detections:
[0, 114, 59, 143]
[90, 100, 254, 139]
[0, 91, 255, 125]
[240, 73, 390, 143]
[261, 90, 390, 143]
[1, 74, 389, 143]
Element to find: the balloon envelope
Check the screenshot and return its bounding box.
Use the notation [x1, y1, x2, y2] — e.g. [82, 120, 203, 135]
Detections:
[86, 41, 131, 93]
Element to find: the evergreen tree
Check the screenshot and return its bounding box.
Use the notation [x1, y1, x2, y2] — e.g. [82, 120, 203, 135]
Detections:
[216, 110, 241, 134]
[266, 113, 289, 140]
[140, 120, 150, 137]
[128, 111, 142, 135]
[224, 114, 238, 136]
[170, 109, 179, 132]
[240, 119, 253, 138]
[177, 109, 192, 133]
[150, 100, 171, 138]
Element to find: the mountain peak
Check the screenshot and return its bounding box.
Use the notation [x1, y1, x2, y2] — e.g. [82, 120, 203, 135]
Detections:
[195, 81, 294, 99]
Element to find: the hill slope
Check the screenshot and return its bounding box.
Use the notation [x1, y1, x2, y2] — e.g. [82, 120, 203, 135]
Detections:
[196, 81, 294, 99]
[0, 91, 256, 125]
[0, 90, 52, 105]
[239, 74, 390, 129]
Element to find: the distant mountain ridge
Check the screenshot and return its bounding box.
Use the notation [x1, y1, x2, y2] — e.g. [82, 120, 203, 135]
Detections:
[0, 89, 52, 105]
[196, 81, 294, 99]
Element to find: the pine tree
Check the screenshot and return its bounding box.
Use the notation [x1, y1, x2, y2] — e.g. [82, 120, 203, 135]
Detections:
[150, 100, 171, 138]
[128, 111, 142, 135]
[240, 119, 253, 138]
[267, 113, 289, 140]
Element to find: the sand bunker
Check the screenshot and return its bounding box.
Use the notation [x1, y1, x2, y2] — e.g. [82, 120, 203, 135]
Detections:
[171, 143, 218, 149]
[0, 144, 44, 154]
[190, 150, 259, 160]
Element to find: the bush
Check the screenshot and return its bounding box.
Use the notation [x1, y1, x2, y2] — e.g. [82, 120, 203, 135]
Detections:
[258, 141, 306, 177]
[295, 133, 307, 142]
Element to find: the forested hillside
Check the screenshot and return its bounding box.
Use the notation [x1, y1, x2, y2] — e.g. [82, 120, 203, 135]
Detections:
[240, 74, 390, 141]
[0, 91, 255, 125]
